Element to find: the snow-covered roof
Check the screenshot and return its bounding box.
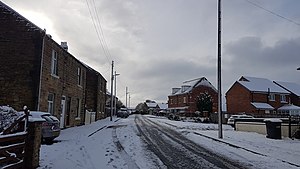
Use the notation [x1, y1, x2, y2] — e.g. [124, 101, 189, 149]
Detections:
[274, 81, 300, 96]
[145, 102, 158, 108]
[278, 104, 300, 111]
[170, 77, 217, 96]
[251, 102, 274, 110]
[238, 76, 289, 94]
[157, 103, 168, 109]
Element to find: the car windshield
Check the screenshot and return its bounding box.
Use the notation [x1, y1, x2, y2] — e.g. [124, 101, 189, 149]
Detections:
[42, 115, 54, 122]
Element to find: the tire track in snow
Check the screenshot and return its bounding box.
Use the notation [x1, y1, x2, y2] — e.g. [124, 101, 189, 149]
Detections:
[111, 126, 140, 169]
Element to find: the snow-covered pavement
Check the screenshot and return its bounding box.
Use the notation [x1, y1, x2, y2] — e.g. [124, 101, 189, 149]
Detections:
[39, 115, 300, 169]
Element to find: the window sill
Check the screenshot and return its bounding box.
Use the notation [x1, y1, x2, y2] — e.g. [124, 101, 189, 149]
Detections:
[51, 74, 59, 79]
[75, 117, 81, 120]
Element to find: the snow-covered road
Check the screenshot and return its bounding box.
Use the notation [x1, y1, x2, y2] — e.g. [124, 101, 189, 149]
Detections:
[39, 115, 300, 169]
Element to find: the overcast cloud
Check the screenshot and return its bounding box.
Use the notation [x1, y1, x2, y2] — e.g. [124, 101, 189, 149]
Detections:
[3, 0, 300, 107]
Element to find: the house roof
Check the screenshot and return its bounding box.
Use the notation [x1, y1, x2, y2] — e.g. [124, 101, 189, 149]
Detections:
[238, 76, 289, 94]
[278, 104, 300, 111]
[157, 103, 168, 110]
[251, 102, 274, 110]
[145, 102, 158, 108]
[0, 1, 43, 33]
[170, 77, 217, 96]
[274, 81, 300, 96]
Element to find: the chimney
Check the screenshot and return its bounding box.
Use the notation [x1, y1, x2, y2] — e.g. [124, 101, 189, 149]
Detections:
[61, 42, 68, 51]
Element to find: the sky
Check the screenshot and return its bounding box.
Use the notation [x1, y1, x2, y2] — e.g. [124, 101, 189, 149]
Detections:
[2, 0, 300, 107]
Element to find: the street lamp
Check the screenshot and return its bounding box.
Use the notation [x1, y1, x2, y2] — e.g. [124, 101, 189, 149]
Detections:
[114, 71, 120, 116]
[297, 67, 300, 70]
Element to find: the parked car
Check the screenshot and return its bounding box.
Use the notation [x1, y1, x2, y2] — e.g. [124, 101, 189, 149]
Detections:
[117, 110, 129, 118]
[227, 114, 254, 127]
[29, 111, 61, 142]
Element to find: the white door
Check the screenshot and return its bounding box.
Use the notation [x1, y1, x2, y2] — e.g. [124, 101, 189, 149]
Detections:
[60, 96, 66, 128]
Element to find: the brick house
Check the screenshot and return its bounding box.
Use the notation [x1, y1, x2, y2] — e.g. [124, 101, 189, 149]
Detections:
[226, 76, 290, 117]
[168, 77, 218, 116]
[0, 2, 106, 128]
[86, 67, 107, 121]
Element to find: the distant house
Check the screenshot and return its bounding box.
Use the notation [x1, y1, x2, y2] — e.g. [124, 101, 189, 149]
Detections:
[157, 103, 168, 111]
[274, 81, 300, 116]
[144, 100, 159, 114]
[226, 76, 290, 117]
[168, 77, 218, 117]
[0, 2, 106, 128]
[274, 81, 300, 107]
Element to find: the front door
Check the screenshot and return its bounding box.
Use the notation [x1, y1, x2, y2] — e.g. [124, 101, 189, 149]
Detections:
[60, 96, 66, 128]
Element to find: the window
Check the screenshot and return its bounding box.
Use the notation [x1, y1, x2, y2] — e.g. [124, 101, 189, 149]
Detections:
[77, 67, 82, 86]
[280, 95, 287, 103]
[48, 93, 55, 115]
[269, 93, 275, 101]
[183, 97, 186, 103]
[76, 98, 81, 118]
[51, 50, 58, 76]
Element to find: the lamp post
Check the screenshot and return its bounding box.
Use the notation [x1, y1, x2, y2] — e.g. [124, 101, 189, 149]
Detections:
[114, 71, 120, 116]
[110, 61, 114, 121]
[217, 0, 223, 139]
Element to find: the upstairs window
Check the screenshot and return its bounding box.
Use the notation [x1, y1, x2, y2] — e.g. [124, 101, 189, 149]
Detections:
[77, 67, 82, 86]
[51, 50, 58, 76]
[269, 93, 275, 101]
[280, 95, 287, 103]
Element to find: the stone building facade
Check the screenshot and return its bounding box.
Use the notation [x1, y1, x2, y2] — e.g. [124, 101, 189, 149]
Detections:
[0, 1, 106, 128]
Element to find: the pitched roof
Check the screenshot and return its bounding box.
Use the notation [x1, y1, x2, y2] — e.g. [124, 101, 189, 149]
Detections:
[274, 81, 300, 96]
[170, 77, 217, 96]
[0, 1, 43, 33]
[157, 103, 168, 109]
[251, 102, 274, 110]
[238, 76, 289, 94]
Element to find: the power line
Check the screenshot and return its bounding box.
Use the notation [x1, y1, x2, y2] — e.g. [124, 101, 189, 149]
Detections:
[245, 0, 300, 27]
[91, 0, 113, 59]
[85, 0, 113, 64]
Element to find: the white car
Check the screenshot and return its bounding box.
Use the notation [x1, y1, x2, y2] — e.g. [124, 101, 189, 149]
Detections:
[227, 114, 254, 127]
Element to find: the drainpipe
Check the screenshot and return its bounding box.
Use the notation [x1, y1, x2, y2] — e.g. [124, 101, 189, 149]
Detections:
[37, 31, 46, 111]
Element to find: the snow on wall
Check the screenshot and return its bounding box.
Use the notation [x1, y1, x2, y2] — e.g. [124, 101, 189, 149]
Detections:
[0, 106, 22, 133]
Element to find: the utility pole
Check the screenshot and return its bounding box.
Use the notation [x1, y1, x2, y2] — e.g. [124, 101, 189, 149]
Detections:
[125, 87, 128, 108]
[129, 93, 131, 108]
[114, 71, 120, 116]
[110, 61, 114, 121]
[217, 0, 223, 139]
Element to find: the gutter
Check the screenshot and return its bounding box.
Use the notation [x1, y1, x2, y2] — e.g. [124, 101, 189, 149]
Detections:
[37, 31, 46, 111]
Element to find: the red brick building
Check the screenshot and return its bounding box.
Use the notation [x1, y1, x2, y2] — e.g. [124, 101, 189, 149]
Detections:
[226, 76, 291, 117]
[168, 77, 218, 116]
[0, 2, 106, 128]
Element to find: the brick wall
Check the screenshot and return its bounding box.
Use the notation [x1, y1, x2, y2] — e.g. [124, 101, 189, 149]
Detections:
[86, 69, 107, 120]
[0, 5, 43, 111]
[226, 82, 254, 114]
